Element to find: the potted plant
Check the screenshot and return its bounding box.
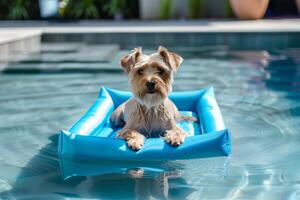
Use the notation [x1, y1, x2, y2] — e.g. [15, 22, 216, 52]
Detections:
[160, 0, 172, 19]
[8, 0, 29, 20]
[296, 0, 300, 14]
[39, 0, 59, 19]
[74, 0, 99, 19]
[139, 0, 160, 19]
[104, 0, 126, 20]
[188, 0, 202, 19]
[61, 0, 99, 19]
[139, 0, 188, 20]
[230, 0, 270, 20]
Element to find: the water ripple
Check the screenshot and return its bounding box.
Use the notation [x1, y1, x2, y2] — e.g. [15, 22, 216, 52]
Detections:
[0, 46, 300, 199]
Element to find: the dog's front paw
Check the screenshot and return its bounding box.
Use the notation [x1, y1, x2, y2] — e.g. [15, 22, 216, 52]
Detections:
[118, 129, 145, 151]
[127, 136, 144, 151]
[164, 128, 186, 147]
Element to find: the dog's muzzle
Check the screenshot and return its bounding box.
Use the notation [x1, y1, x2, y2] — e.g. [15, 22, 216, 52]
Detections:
[146, 81, 156, 93]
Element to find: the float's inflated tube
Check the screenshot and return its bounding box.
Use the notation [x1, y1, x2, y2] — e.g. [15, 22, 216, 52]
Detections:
[58, 87, 231, 161]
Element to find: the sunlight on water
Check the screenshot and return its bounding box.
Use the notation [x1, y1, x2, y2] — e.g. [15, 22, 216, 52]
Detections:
[0, 45, 300, 199]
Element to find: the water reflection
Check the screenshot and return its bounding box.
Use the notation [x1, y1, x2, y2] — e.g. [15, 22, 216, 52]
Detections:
[60, 156, 197, 200]
[0, 132, 194, 199]
[59, 157, 182, 180]
[58, 153, 230, 199]
[0, 132, 227, 199]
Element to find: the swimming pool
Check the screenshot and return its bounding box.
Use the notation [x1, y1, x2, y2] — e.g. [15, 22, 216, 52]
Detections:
[0, 43, 300, 199]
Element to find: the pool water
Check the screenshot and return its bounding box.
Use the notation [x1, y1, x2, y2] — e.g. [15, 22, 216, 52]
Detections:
[0, 44, 300, 199]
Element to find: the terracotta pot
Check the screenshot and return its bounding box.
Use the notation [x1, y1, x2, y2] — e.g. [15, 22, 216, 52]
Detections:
[230, 0, 269, 20]
[296, 0, 300, 14]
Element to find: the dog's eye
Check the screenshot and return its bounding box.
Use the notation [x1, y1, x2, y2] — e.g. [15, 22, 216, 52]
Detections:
[157, 68, 165, 75]
[137, 69, 144, 75]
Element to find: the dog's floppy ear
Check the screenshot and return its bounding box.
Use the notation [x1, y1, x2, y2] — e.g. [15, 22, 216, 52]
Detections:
[120, 47, 142, 73]
[158, 46, 183, 72]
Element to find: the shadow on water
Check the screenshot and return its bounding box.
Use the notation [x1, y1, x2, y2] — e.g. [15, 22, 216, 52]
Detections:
[230, 49, 300, 114]
[0, 134, 198, 199]
[259, 50, 300, 122]
[265, 53, 300, 92]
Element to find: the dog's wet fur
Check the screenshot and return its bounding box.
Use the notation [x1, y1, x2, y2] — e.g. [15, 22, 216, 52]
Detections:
[110, 46, 196, 150]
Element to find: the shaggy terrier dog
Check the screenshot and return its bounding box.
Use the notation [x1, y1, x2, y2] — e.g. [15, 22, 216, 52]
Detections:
[110, 46, 195, 150]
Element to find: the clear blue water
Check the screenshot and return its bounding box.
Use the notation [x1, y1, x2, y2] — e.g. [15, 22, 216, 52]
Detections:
[0, 44, 300, 199]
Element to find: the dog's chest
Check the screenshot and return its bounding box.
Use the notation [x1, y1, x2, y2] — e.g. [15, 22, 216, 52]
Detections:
[135, 107, 169, 137]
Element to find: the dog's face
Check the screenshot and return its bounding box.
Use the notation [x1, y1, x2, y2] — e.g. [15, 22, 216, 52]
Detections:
[120, 46, 183, 108]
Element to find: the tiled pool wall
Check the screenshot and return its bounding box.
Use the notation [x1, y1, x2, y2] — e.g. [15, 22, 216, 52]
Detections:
[43, 32, 300, 50]
[1, 31, 299, 63]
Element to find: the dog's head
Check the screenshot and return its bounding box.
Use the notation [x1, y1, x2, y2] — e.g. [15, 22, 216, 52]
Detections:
[120, 46, 183, 108]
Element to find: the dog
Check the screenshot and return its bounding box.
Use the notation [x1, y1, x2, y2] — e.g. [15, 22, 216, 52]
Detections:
[110, 46, 196, 150]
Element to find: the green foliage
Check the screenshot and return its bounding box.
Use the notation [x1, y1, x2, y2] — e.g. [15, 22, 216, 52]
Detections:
[59, 0, 69, 17]
[188, 0, 202, 19]
[63, 0, 99, 19]
[224, 0, 233, 17]
[8, 0, 29, 20]
[104, 0, 126, 16]
[160, 0, 172, 19]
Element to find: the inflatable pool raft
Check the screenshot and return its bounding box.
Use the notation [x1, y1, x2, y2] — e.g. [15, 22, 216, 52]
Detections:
[58, 87, 231, 161]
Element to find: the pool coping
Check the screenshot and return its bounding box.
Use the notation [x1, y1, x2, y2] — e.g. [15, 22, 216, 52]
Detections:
[1, 19, 300, 33]
[0, 29, 42, 62]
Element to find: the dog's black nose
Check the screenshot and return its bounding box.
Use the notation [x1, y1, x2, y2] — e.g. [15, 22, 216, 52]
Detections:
[146, 81, 156, 91]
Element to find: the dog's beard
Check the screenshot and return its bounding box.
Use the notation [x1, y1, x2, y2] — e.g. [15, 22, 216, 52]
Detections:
[138, 93, 164, 109]
[134, 85, 169, 109]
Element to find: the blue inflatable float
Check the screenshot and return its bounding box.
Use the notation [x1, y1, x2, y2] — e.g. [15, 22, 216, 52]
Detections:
[58, 87, 231, 161]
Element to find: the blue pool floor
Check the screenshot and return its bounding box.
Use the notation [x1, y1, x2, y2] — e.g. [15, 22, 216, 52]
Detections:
[0, 44, 300, 199]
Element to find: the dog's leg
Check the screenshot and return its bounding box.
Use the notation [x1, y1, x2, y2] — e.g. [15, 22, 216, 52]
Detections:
[117, 128, 145, 151]
[179, 115, 197, 122]
[167, 99, 197, 122]
[164, 120, 186, 146]
[110, 103, 126, 127]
